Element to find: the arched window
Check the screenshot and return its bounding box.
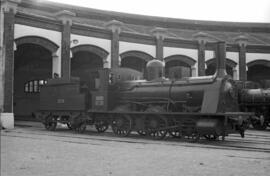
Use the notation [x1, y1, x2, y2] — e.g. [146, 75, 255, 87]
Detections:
[24, 80, 47, 93]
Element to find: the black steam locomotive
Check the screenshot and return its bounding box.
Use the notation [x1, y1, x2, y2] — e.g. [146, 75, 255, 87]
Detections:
[36, 42, 256, 141]
[238, 84, 270, 130]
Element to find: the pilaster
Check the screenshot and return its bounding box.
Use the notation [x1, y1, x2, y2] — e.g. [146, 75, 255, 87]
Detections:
[55, 10, 76, 79]
[105, 20, 122, 68]
[235, 35, 248, 81]
[2, 0, 20, 113]
[193, 32, 209, 76]
[1, 0, 21, 128]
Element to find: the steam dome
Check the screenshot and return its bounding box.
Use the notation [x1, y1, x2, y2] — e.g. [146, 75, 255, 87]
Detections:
[146, 59, 165, 81]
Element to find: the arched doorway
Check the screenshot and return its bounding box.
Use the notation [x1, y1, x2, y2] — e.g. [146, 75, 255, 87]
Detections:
[120, 51, 153, 78]
[71, 45, 108, 90]
[164, 55, 195, 79]
[205, 58, 236, 77]
[14, 43, 54, 119]
[247, 60, 270, 87]
[14, 36, 58, 120]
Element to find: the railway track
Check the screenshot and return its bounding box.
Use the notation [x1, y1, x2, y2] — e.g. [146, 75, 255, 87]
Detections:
[2, 124, 270, 153]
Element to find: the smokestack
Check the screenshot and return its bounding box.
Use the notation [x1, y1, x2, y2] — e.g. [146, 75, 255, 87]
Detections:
[215, 42, 227, 78]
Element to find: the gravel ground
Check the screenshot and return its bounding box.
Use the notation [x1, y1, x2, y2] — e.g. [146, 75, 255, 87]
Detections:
[1, 122, 270, 176]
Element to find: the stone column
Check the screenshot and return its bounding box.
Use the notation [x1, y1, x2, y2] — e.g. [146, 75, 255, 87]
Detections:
[197, 40, 206, 76]
[1, 0, 21, 128]
[235, 35, 248, 81]
[193, 32, 209, 76]
[105, 20, 122, 68]
[56, 10, 76, 79]
[151, 27, 167, 61]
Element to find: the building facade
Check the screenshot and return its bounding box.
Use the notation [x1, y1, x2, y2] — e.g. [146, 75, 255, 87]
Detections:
[1, 0, 270, 126]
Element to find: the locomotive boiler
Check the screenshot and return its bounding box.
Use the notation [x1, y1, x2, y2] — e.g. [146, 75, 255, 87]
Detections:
[36, 42, 252, 141]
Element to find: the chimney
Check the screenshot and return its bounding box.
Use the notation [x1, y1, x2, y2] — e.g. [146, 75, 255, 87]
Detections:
[214, 42, 227, 78]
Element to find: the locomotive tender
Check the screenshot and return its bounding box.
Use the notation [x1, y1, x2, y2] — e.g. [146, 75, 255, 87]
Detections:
[36, 42, 253, 141]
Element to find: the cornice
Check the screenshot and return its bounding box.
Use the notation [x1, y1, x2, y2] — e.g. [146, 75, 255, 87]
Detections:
[71, 23, 111, 39]
[164, 38, 197, 49]
[19, 0, 270, 33]
[14, 0, 270, 54]
[120, 32, 155, 45]
[15, 12, 62, 31]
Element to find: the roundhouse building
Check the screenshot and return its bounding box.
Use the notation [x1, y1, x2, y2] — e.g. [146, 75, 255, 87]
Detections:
[1, 0, 270, 127]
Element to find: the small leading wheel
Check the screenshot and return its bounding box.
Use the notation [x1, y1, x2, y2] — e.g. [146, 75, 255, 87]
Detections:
[44, 116, 57, 131]
[204, 134, 218, 141]
[148, 129, 167, 140]
[95, 120, 109, 133]
[169, 130, 182, 138]
[74, 122, 87, 133]
[252, 120, 267, 130]
[112, 115, 132, 137]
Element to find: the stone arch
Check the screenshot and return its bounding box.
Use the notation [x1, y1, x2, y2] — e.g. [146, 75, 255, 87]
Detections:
[14, 38, 55, 119]
[71, 44, 109, 60]
[70, 45, 108, 91]
[120, 50, 154, 74]
[15, 36, 59, 53]
[206, 58, 237, 68]
[247, 59, 270, 68]
[205, 58, 237, 77]
[120, 50, 154, 63]
[247, 60, 270, 85]
[164, 55, 196, 78]
[164, 55, 196, 66]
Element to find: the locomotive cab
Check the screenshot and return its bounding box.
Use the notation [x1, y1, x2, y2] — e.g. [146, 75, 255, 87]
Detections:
[91, 68, 143, 111]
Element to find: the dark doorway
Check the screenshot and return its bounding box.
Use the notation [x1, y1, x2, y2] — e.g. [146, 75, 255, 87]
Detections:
[14, 43, 52, 119]
[205, 63, 233, 77]
[165, 60, 191, 78]
[71, 51, 103, 90]
[121, 56, 147, 74]
[248, 65, 270, 86]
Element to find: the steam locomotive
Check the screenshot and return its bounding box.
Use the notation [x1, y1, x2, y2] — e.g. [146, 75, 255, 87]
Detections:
[36, 42, 256, 141]
[238, 83, 270, 130]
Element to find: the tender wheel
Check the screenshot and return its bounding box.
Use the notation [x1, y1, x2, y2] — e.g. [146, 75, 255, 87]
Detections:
[67, 122, 73, 130]
[95, 120, 109, 133]
[112, 115, 132, 137]
[204, 134, 218, 141]
[44, 116, 57, 131]
[74, 122, 87, 133]
[147, 117, 168, 140]
[252, 120, 267, 130]
[193, 133, 201, 142]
